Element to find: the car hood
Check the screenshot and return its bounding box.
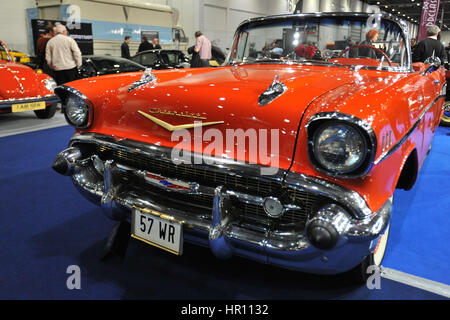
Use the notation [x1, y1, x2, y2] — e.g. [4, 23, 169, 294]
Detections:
[0, 62, 40, 99]
[72, 65, 356, 170]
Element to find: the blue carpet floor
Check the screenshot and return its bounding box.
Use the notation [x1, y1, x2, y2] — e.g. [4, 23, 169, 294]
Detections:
[0, 126, 449, 299]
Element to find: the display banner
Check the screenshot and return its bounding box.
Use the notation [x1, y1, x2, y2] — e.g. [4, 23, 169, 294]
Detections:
[418, 0, 441, 41]
[31, 19, 94, 55]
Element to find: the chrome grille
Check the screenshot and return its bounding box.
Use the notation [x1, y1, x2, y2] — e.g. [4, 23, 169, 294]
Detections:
[91, 144, 322, 227]
[98, 145, 276, 195]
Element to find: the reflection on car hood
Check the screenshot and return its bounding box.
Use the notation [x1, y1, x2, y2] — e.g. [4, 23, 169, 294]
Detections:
[69, 65, 358, 170]
[0, 62, 40, 99]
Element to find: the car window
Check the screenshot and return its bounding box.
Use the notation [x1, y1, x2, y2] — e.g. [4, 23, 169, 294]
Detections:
[141, 52, 158, 66]
[80, 59, 97, 77]
[119, 61, 145, 73]
[161, 52, 182, 65]
[131, 55, 141, 64]
[91, 58, 120, 72]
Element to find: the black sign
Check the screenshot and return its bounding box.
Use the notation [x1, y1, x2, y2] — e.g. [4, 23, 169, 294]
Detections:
[31, 19, 93, 55]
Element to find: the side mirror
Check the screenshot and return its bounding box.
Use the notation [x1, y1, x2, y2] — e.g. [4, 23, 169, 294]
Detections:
[423, 56, 441, 74]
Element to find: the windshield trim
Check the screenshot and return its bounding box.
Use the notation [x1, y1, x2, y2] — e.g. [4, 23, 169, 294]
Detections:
[229, 12, 412, 73]
[0, 40, 12, 62]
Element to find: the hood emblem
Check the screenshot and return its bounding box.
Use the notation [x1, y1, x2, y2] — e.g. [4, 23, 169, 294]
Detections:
[138, 110, 224, 132]
[258, 75, 287, 106]
[128, 68, 157, 92]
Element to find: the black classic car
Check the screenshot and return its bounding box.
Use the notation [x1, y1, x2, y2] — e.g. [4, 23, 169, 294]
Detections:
[79, 55, 146, 79]
[131, 49, 190, 69]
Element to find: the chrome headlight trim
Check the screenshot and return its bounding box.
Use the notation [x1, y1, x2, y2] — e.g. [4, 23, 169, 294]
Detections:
[306, 112, 377, 179]
[55, 85, 93, 129]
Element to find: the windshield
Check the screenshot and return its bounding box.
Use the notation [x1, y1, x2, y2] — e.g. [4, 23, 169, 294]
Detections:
[230, 15, 409, 71]
[0, 42, 12, 62]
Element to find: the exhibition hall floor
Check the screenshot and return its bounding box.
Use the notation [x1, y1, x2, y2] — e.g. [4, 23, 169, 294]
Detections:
[0, 114, 449, 299]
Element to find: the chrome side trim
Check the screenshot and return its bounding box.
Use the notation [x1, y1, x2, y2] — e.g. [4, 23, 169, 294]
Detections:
[374, 94, 446, 165]
[305, 112, 378, 179]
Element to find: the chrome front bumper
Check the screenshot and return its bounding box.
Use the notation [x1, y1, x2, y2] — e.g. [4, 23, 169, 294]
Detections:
[53, 133, 392, 275]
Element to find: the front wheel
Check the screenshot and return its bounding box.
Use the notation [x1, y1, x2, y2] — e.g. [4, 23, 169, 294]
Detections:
[347, 223, 390, 285]
[441, 101, 450, 127]
[34, 102, 58, 119]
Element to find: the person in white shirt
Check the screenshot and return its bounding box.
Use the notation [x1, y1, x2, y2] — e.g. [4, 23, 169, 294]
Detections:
[45, 24, 82, 85]
[194, 31, 212, 67]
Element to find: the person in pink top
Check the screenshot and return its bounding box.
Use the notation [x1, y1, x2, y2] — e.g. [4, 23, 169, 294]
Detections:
[194, 31, 212, 67]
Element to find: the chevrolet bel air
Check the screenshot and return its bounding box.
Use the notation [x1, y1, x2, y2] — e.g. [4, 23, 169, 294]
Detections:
[52, 13, 446, 282]
[0, 40, 59, 118]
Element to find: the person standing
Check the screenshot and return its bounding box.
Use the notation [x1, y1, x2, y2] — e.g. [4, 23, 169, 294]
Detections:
[45, 24, 82, 85]
[413, 25, 446, 63]
[121, 36, 131, 59]
[36, 26, 55, 76]
[138, 36, 153, 53]
[152, 38, 162, 50]
[358, 29, 379, 59]
[194, 31, 212, 67]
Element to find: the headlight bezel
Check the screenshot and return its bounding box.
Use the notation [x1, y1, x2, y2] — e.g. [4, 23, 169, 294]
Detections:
[306, 113, 377, 179]
[55, 86, 94, 129]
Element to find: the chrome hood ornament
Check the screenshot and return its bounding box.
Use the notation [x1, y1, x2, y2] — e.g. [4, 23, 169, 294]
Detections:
[128, 68, 157, 92]
[258, 75, 287, 106]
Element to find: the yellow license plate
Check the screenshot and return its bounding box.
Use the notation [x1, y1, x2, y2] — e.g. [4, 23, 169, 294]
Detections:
[12, 101, 46, 113]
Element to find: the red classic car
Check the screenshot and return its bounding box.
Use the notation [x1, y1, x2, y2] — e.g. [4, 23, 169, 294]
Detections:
[0, 40, 59, 118]
[52, 13, 446, 282]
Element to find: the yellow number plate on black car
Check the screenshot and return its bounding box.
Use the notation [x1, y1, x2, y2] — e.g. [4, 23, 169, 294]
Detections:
[131, 208, 183, 255]
[12, 101, 46, 113]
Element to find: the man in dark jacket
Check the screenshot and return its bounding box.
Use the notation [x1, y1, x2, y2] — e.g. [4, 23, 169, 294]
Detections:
[138, 37, 153, 53]
[36, 26, 55, 76]
[121, 36, 131, 59]
[413, 25, 446, 63]
[152, 38, 162, 50]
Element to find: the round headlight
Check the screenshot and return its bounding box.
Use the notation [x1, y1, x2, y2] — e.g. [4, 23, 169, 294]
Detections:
[312, 122, 367, 175]
[65, 94, 89, 127]
[44, 78, 57, 92]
